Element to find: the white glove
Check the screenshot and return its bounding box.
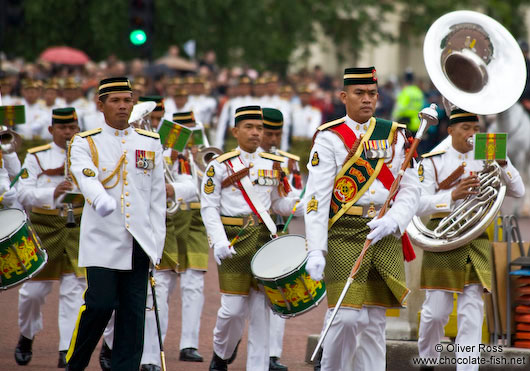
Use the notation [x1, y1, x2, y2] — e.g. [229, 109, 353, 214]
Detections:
[306, 250, 326, 281]
[92, 192, 117, 217]
[213, 241, 236, 265]
[367, 215, 399, 246]
[1, 187, 17, 207]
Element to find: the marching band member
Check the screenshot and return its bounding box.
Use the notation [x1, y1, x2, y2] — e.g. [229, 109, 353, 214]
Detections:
[15, 79, 49, 141]
[416, 108, 524, 370]
[170, 111, 210, 363]
[99, 95, 177, 371]
[304, 67, 421, 370]
[201, 105, 301, 371]
[65, 77, 165, 371]
[14, 108, 85, 368]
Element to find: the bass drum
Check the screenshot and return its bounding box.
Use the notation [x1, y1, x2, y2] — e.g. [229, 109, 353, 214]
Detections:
[0, 208, 47, 290]
[251, 234, 326, 318]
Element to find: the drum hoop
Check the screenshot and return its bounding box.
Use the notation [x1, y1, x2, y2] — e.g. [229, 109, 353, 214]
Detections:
[251, 234, 307, 281]
[0, 208, 29, 243]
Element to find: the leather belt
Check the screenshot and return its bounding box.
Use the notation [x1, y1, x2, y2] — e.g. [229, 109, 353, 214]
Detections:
[179, 201, 201, 211]
[31, 206, 83, 216]
[221, 214, 262, 226]
[343, 204, 382, 218]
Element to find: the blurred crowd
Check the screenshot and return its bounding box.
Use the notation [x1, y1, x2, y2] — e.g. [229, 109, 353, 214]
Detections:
[1, 46, 454, 161]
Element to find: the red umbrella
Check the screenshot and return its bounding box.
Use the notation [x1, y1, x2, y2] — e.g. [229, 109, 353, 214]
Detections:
[39, 46, 90, 65]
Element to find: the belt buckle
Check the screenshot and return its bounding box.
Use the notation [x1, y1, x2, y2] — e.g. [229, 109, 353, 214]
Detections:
[367, 203, 377, 218]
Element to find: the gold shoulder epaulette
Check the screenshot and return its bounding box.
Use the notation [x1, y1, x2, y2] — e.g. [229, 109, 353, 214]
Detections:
[216, 150, 241, 163]
[78, 128, 102, 138]
[277, 149, 300, 162]
[135, 128, 160, 139]
[396, 123, 407, 129]
[27, 143, 51, 154]
[422, 150, 446, 158]
[259, 152, 286, 162]
[317, 117, 345, 131]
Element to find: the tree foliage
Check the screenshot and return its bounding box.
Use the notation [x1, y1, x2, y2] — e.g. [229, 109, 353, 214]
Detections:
[1, 0, 528, 74]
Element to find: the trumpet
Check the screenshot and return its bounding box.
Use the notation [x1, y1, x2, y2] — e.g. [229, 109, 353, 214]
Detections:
[129, 102, 180, 215]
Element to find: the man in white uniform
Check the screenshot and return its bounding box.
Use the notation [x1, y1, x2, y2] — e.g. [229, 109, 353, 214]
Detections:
[416, 108, 524, 371]
[14, 108, 85, 368]
[304, 67, 420, 371]
[202, 105, 301, 371]
[65, 77, 165, 371]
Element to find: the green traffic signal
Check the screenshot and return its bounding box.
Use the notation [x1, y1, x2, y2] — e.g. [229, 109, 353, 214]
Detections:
[129, 29, 147, 45]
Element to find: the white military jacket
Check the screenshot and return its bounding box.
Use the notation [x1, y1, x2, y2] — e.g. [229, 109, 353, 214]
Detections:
[163, 147, 198, 204]
[291, 103, 322, 139]
[69, 124, 166, 269]
[304, 115, 420, 253]
[200, 147, 300, 249]
[416, 142, 524, 216]
[15, 101, 49, 140]
[18, 142, 67, 210]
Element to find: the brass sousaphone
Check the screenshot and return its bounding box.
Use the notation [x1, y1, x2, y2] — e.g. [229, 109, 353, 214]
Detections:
[407, 10, 527, 252]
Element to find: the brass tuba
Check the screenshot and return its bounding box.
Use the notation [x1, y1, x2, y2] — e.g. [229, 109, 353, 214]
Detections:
[193, 146, 223, 174]
[0, 125, 22, 154]
[407, 10, 526, 252]
[128, 101, 180, 215]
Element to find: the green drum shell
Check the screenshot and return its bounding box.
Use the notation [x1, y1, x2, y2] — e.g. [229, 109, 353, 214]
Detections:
[0, 209, 47, 290]
[252, 235, 326, 318]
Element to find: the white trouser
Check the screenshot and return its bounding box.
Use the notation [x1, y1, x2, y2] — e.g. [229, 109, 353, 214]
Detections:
[103, 270, 179, 366]
[18, 274, 86, 350]
[418, 284, 484, 371]
[179, 269, 205, 350]
[269, 310, 285, 358]
[213, 289, 270, 371]
[142, 270, 178, 366]
[320, 306, 387, 371]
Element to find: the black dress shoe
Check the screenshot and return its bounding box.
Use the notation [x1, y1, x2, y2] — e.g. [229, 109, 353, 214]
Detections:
[270, 356, 288, 370]
[58, 350, 68, 368]
[14, 334, 33, 365]
[226, 340, 240, 364]
[209, 352, 228, 371]
[179, 347, 204, 362]
[140, 364, 161, 371]
[99, 341, 112, 371]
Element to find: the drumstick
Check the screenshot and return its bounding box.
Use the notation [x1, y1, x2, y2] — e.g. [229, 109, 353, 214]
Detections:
[229, 218, 252, 249]
[281, 185, 307, 233]
[0, 168, 25, 204]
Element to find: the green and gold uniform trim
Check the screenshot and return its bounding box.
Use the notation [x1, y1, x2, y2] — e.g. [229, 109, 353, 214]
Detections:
[134, 128, 159, 139]
[173, 111, 195, 124]
[27, 143, 51, 154]
[77, 128, 102, 138]
[263, 119, 283, 127]
[421, 150, 446, 159]
[328, 118, 398, 229]
[277, 149, 300, 162]
[206, 166, 215, 177]
[418, 163, 425, 182]
[204, 178, 215, 194]
[20, 168, 29, 178]
[259, 152, 285, 162]
[216, 150, 240, 163]
[234, 110, 262, 118]
[52, 108, 78, 124]
[307, 196, 318, 213]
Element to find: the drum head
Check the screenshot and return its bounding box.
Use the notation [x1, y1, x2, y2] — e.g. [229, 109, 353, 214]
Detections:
[251, 234, 307, 279]
[0, 209, 26, 240]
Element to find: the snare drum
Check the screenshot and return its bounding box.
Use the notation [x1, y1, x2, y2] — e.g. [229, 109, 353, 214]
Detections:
[0, 209, 47, 290]
[251, 234, 326, 318]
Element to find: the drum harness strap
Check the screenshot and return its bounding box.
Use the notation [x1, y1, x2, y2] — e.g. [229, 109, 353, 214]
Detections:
[225, 156, 278, 237]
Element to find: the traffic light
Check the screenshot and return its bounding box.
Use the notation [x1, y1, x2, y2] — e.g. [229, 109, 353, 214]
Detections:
[128, 0, 154, 56]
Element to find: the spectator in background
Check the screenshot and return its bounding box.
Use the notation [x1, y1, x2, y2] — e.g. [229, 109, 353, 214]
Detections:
[392, 68, 425, 134]
[375, 79, 395, 120]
